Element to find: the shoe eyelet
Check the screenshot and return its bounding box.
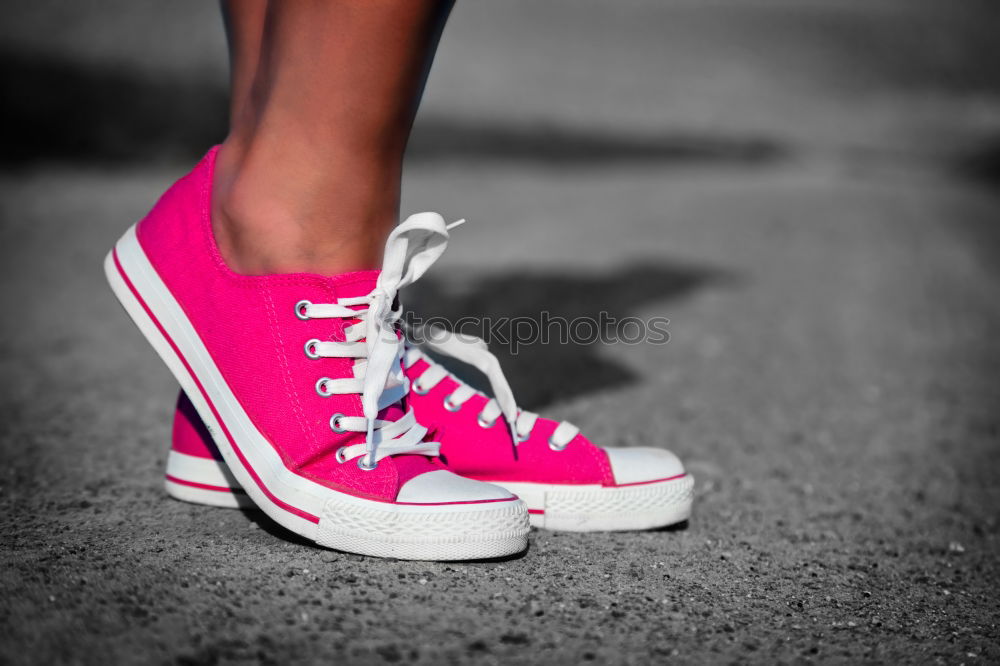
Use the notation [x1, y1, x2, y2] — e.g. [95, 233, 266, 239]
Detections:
[315, 378, 333, 397]
[412, 381, 430, 396]
[295, 300, 312, 320]
[548, 435, 568, 452]
[443, 395, 462, 412]
[477, 414, 497, 429]
[334, 446, 348, 464]
[357, 456, 378, 471]
[304, 339, 322, 359]
[329, 413, 347, 433]
[515, 431, 530, 445]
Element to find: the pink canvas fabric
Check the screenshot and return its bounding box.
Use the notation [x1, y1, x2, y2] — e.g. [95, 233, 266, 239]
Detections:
[172, 391, 221, 460]
[137, 148, 439, 502]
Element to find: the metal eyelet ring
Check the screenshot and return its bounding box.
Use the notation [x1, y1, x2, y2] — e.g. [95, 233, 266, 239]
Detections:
[329, 413, 347, 433]
[294, 300, 312, 320]
[443, 395, 462, 412]
[477, 414, 496, 429]
[334, 446, 348, 464]
[412, 382, 430, 396]
[548, 435, 568, 452]
[315, 378, 333, 397]
[357, 456, 378, 471]
[304, 339, 322, 359]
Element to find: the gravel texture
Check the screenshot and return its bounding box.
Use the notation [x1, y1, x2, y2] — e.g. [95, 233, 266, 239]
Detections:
[2, 1, 999, 664]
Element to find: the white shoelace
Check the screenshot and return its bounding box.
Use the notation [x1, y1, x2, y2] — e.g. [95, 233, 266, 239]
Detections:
[403, 329, 580, 451]
[298, 212, 465, 469]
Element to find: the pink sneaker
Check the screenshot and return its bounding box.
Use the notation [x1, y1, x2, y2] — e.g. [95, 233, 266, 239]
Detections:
[403, 339, 694, 531]
[166, 332, 694, 532]
[105, 148, 528, 560]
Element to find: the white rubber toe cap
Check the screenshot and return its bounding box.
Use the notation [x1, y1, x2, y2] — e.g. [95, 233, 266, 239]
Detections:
[603, 447, 686, 485]
[397, 470, 516, 504]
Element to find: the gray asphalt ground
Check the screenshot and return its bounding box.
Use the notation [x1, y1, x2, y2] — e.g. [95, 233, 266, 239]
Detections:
[2, 1, 999, 664]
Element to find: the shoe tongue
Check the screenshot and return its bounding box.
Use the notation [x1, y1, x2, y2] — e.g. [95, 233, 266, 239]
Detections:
[319, 269, 380, 344]
[378, 403, 406, 424]
[333, 269, 408, 423]
[325, 270, 380, 300]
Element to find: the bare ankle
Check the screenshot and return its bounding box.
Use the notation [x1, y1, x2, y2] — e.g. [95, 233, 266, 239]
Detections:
[211, 140, 399, 276]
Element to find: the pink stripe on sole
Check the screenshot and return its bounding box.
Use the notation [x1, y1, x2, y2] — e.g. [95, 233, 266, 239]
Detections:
[165, 474, 245, 494]
[394, 498, 521, 507]
[611, 473, 688, 488]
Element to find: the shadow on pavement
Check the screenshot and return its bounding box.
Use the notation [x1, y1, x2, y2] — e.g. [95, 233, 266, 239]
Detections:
[407, 118, 784, 167]
[0, 50, 228, 166]
[0, 49, 786, 169]
[240, 507, 323, 551]
[956, 135, 1000, 195]
[407, 261, 734, 410]
[652, 520, 689, 533]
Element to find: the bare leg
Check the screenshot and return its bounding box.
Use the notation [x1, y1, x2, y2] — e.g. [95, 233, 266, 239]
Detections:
[220, 0, 267, 131]
[215, 0, 454, 275]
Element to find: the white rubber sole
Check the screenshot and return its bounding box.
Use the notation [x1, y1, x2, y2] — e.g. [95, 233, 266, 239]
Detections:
[164, 450, 694, 532]
[165, 476, 253, 509]
[105, 224, 529, 560]
[501, 475, 694, 532]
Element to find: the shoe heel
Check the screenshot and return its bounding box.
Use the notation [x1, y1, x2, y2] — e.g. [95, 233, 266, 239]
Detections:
[164, 449, 251, 509]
